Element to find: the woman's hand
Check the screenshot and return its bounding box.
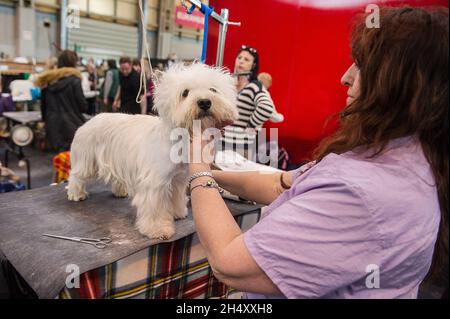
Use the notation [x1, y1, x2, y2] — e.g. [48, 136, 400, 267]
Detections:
[189, 128, 221, 169]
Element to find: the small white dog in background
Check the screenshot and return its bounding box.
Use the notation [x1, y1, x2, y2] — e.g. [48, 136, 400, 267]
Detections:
[67, 63, 238, 240]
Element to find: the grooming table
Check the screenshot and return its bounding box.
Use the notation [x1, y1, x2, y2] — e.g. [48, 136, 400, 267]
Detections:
[0, 112, 41, 189]
[2, 111, 42, 125]
[2, 111, 92, 125]
[0, 183, 261, 299]
[0, 112, 92, 189]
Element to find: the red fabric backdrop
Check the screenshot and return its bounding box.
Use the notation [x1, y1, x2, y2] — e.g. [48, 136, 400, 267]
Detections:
[206, 0, 448, 162]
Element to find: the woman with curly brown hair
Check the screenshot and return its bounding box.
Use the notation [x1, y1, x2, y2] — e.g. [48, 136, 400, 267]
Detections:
[187, 6, 448, 298]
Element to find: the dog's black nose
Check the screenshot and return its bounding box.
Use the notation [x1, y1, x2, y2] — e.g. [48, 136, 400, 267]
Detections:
[197, 99, 212, 111]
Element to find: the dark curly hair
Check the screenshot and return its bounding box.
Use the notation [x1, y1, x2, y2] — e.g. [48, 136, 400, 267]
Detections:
[315, 6, 449, 280]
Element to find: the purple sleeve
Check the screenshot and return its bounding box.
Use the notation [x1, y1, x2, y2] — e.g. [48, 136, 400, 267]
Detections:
[292, 161, 317, 182]
[244, 169, 383, 298]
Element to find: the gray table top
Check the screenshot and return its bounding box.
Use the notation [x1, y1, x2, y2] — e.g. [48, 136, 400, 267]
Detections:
[2, 111, 92, 125]
[2, 111, 41, 124]
[0, 183, 261, 298]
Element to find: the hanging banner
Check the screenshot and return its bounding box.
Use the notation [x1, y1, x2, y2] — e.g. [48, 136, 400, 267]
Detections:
[175, 5, 204, 30]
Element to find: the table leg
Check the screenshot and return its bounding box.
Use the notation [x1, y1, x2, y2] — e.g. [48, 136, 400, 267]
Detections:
[18, 147, 31, 189]
[25, 159, 31, 189]
[4, 148, 8, 167]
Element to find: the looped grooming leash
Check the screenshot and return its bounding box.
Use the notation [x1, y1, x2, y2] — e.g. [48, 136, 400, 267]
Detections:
[136, 0, 157, 104]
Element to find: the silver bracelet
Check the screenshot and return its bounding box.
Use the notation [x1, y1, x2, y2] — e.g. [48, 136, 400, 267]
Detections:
[190, 179, 224, 194]
[188, 171, 213, 188]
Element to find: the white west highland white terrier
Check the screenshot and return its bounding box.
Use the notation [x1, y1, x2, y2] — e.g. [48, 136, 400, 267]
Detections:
[67, 63, 238, 239]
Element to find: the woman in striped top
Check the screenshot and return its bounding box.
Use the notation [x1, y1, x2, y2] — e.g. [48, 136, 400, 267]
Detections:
[222, 45, 275, 159]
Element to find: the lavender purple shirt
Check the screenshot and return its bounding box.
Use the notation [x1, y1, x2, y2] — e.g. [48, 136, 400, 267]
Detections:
[243, 136, 440, 299]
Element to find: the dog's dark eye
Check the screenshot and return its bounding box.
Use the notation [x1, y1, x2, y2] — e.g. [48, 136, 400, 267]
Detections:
[182, 89, 189, 98]
[209, 88, 217, 93]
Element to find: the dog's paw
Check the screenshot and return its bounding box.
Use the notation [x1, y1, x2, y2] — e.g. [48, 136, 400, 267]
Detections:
[157, 232, 172, 241]
[67, 190, 88, 201]
[111, 183, 128, 198]
[112, 190, 128, 198]
[153, 225, 175, 241]
[138, 221, 175, 240]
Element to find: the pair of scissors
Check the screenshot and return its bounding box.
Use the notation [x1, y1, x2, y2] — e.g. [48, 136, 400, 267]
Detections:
[43, 234, 112, 249]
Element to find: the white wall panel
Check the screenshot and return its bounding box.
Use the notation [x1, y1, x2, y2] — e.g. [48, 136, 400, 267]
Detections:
[171, 36, 203, 60]
[35, 11, 58, 62]
[68, 17, 138, 61]
[0, 5, 15, 58]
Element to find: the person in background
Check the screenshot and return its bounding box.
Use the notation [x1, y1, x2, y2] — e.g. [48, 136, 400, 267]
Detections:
[155, 62, 164, 71]
[85, 62, 98, 115]
[102, 59, 120, 113]
[167, 53, 178, 69]
[257, 72, 271, 89]
[222, 45, 275, 160]
[132, 58, 142, 74]
[132, 58, 150, 115]
[142, 58, 156, 115]
[35, 50, 87, 152]
[87, 57, 95, 69]
[113, 56, 141, 114]
[96, 60, 107, 78]
[257, 72, 284, 123]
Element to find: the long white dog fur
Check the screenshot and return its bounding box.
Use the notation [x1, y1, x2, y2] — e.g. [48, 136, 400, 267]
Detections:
[67, 63, 238, 239]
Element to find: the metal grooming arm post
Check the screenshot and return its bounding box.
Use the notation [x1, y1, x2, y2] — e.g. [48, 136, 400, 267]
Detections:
[182, 0, 241, 66]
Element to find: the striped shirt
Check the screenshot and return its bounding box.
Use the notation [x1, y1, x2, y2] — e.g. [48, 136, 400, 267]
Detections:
[223, 81, 275, 145]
